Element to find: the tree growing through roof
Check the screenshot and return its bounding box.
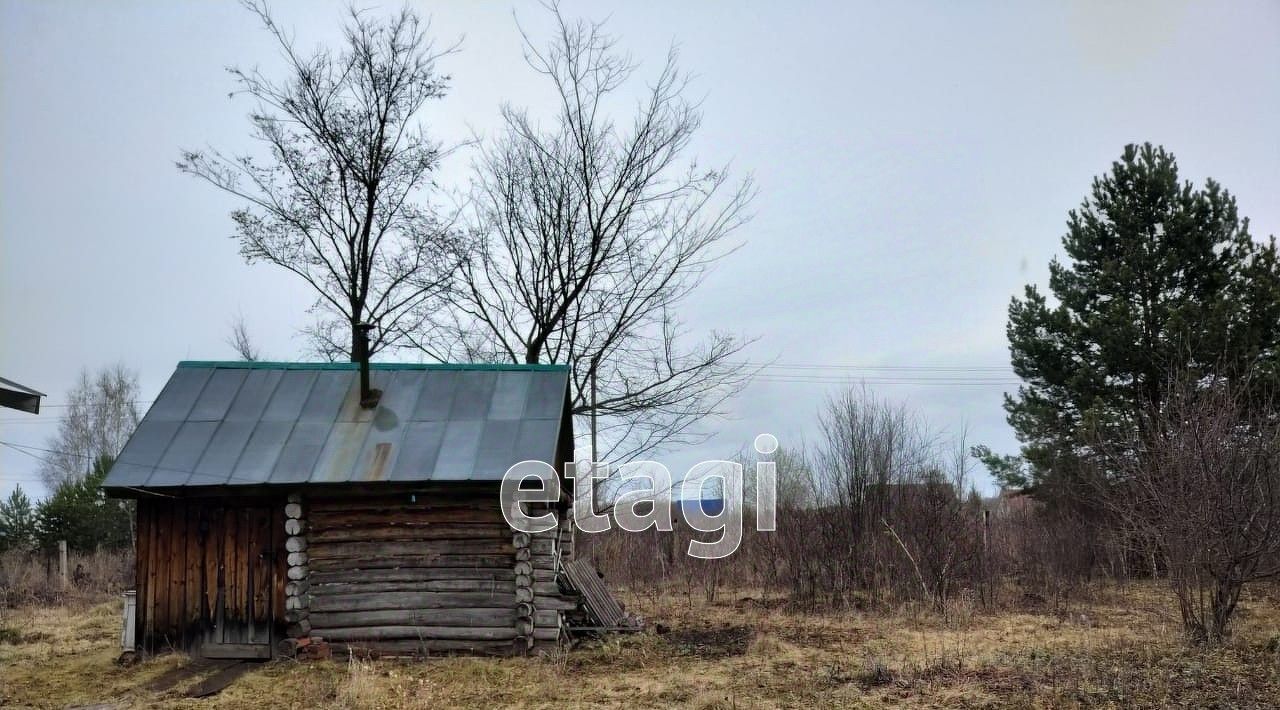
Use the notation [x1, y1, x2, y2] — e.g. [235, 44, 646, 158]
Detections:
[39, 364, 141, 489]
[978, 143, 1280, 509]
[416, 5, 756, 461]
[179, 1, 468, 361]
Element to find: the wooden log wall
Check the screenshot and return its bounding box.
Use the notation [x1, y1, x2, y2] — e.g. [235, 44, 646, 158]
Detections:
[558, 509, 574, 561]
[304, 491, 570, 655]
[283, 494, 311, 639]
[513, 530, 535, 650]
[134, 498, 286, 655]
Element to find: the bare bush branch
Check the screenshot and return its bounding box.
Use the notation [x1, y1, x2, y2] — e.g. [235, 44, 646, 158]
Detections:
[1096, 375, 1280, 644]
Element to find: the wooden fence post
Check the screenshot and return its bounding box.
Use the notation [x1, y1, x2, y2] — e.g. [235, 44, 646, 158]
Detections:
[58, 540, 68, 587]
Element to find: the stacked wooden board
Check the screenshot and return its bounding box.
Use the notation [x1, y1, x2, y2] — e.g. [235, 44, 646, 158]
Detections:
[562, 558, 636, 631]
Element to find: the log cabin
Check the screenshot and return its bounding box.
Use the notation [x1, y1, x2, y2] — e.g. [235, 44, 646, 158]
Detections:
[102, 359, 577, 659]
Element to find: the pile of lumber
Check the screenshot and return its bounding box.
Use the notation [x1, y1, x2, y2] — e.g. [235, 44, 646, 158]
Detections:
[561, 558, 642, 633]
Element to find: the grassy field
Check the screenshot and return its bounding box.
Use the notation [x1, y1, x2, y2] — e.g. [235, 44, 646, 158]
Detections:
[2, 583, 1279, 709]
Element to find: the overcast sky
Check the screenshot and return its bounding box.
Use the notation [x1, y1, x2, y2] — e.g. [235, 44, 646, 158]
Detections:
[3, 0, 1278, 500]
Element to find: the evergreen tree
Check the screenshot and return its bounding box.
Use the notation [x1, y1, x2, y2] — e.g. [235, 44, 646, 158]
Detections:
[0, 485, 38, 552]
[984, 143, 1280, 506]
[35, 455, 133, 553]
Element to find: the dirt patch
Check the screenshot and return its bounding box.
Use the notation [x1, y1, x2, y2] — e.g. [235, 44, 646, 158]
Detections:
[185, 661, 257, 698]
[731, 595, 788, 612]
[145, 659, 224, 693]
[775, 625, 862, 650]
[662, 625, 752, 659]
[965, 666, 1036, 695]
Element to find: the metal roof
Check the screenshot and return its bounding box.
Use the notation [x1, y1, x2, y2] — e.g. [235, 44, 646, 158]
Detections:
[0, 376, 45, 414]
[102, 361, 572, 494]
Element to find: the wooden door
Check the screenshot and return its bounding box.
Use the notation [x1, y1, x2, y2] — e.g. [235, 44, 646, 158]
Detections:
[202, 505, 278, 659]
[134, 499, 284, 658]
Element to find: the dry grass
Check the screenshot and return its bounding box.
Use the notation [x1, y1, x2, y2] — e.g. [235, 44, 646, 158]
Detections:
[1, 549, 132, 607]
[0, 601, 187, 709]
[2, 582, 1279, 709]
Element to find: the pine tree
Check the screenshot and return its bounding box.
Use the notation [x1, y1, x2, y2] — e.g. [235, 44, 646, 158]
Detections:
[986, 143, 1280, 507]
[0, 485, 38, 552]
[36, 455, 133, 553]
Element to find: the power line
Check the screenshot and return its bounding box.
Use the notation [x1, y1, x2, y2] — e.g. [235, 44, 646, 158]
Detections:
[1, 440, 96, 460]
[0, 438, 255, 488]
[752, 367, 1020, 386]
[0, 442, 58, 483]
[1, 441, 52, 461]
[0, 363, 1023, 425]
[741, 361, 1013, 372]
[0, 399, 155, 424]
[739, 361, 1020, 386]
[756, 378, 1020, 387]
[753, 373, 1017, 381]
[33, 399, 154, 409]
[0, 442, 159, 498]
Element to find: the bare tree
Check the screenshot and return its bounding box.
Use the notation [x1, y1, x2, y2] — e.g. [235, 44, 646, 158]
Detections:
[179, 1, 467, 361]
[40, 365, 142, 488]
[744, 443, 815, 511]
[1098, 376, 1280, 644]
[756, 386, 984, 608]
[883, 425, 983, 612]
[748, 444, 821, 597]
[226, 312, 261, 361]
[415, 5, 756, 461]
[814, 386, 937, 590]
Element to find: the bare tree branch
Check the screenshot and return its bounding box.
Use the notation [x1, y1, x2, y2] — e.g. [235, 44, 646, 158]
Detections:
[421, 3, 758, 462]
[226, 311, 262, 361]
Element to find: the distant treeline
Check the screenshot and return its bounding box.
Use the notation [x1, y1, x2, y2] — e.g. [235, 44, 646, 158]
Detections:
[0, 455, 132, 554]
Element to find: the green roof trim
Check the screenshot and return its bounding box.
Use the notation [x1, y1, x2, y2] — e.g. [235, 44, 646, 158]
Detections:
[176, 360, 570, 373]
